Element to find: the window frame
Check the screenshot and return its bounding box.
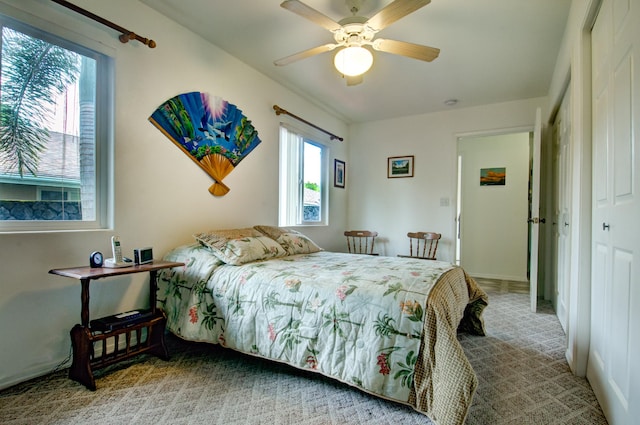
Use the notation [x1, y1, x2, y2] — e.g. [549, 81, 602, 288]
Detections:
[279, 124, 329, 227]
[0, 8, 114, 233]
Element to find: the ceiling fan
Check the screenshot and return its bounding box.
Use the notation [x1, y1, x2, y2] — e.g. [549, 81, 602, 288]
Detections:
[274, 0, 440, 85]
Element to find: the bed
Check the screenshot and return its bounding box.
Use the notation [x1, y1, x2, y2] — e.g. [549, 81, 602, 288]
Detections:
[157, 226, 488, 425]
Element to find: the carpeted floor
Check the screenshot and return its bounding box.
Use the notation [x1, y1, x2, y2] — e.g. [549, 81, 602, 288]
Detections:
[0, 283, 608, 425]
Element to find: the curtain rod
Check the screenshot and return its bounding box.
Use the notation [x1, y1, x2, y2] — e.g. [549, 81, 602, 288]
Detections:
[51, 0, 156, 48]
[273, 105, 343, 142]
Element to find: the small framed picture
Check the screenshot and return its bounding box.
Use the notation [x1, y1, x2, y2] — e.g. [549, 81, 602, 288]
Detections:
[480, 167, 506, 186]
[334, 159, 345, 188]
[387, 155, 414, 178]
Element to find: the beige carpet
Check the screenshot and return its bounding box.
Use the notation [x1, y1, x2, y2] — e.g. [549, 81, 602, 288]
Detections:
[0, 285, 608, 425]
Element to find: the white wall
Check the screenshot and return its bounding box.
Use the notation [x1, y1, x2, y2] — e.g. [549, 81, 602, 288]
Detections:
[0, 0, 348, 389]
[458, 133, 530, 281]
[348, 98, 548, 263]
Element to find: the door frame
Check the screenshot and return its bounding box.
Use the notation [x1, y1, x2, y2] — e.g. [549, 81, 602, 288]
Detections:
[455, 126, 537, 290]
[556, 0, 598, 379]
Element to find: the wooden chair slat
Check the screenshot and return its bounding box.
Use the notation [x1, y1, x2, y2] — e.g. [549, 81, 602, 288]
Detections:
[398, 231, 441, 260]
[344, 230, 379, 255]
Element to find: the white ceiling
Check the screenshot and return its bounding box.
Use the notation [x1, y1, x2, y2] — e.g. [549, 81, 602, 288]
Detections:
[140, 0, 571, 123]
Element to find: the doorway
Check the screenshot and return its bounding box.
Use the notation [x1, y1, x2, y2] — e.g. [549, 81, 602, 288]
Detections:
[456, 132, 531, 284]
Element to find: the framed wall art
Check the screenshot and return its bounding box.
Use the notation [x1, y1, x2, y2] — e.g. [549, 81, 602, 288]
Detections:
[387, 155, 414, 178]
[334, 159, 345, 188]
[480, 167, 506, 186]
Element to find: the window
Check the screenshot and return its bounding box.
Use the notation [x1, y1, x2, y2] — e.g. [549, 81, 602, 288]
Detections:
[0, 12, 113, 232]
[279, 125, 328, 226]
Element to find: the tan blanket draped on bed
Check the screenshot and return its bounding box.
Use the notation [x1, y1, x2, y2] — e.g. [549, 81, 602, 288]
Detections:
[409, 268, 488, 425]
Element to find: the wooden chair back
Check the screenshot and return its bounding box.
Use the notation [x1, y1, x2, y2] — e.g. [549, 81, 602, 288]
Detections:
[398, 232, 441, 260]
[344, 230, 379, 255]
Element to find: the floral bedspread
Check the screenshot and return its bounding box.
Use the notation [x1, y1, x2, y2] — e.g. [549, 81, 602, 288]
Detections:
[158, 244, 487, 425]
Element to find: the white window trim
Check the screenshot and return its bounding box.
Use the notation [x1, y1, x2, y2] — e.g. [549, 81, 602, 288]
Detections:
[279, 124, 329, 227]
[0, 5, 115, 233]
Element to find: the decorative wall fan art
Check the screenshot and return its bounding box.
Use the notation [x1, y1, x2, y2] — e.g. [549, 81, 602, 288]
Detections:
[149, 92, 261, 196]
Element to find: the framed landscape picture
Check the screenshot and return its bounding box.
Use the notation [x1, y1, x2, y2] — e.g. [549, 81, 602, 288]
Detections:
[388, 155, 414, 178]
[334, 159, 345, 188]
[480, 167, 506, 186]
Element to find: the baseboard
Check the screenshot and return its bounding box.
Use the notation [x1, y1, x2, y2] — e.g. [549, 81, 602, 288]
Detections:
[470, 272, 529, 282]
[0, 357, 68, 391]
[0, 330, 147, 391]
[565, 347, 575, 373]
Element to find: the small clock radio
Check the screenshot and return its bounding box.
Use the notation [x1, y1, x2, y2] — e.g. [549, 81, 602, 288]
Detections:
[133, 247, 153, 265]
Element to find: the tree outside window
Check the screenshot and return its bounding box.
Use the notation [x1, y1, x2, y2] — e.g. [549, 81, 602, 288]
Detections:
[0, 15, 110, 230]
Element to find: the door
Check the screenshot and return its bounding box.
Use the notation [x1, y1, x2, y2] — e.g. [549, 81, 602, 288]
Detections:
[588, 0, 640, 423]
[528, 108, 542, 312]
[554, 88, 572, 331]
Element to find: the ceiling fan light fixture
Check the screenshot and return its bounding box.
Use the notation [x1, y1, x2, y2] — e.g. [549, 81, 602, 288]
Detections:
[334, 46, 373, 77]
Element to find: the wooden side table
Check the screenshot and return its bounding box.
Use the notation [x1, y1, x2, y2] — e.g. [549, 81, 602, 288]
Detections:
[50, 260, 184, 390]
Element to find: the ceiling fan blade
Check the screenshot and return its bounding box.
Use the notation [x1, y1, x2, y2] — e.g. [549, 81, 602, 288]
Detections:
[366, 0, 430, 31]
[274, 43, 338, 66]
[346, 74, 363, 86]
[280, 0, 342, 31]
[372, 39, 440, 62]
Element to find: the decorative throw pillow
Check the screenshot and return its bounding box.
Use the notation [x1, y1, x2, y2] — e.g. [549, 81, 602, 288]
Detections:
[253, 225, 322, 256]
[193, 227, 287, 265]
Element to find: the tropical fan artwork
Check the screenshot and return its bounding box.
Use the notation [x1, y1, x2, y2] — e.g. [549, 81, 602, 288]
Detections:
[149, 92, 261, 196]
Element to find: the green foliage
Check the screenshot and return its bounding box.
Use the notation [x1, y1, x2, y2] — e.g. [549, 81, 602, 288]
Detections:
[281, 318, 302, 351]
[394, 350, 417, 388]
[234, 116, 258, 155]
[322, 305, 361, 338]
[0, 27, 80, 177]
[264, 290, 303, 311]
[374, 314, 397, 337]
[192, 144, 225, 160]
[201, 303, 224, 331]
[304, 181, 320, 192]
[374, 313, 421, 340]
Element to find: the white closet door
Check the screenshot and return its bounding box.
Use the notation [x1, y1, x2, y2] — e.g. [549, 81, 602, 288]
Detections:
[554, 87, 571, 332]
[588, 0, 640, 423]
